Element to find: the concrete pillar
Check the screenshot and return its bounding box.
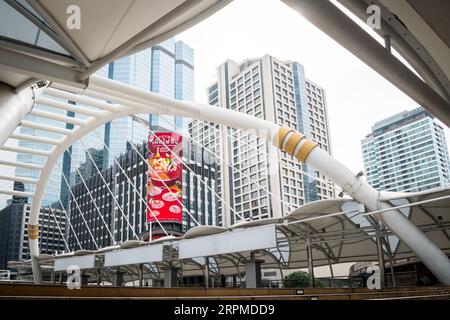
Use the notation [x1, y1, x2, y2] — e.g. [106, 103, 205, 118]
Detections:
[204, 257, 210, 288]
[139, 264, 144, 287]
[163, 267, 179, 288]
[306, 234, 315, 287]
[81, 272, 89, 286]
[97, 269, 101, 285]
[51, 269, 55, 284]
[376, 232, 386, 288]
[245, 260, 264, 288]
[111, 269, 124, 287]
[390, 262, 397, 287]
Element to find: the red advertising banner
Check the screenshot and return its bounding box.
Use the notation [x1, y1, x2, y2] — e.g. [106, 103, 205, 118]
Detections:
[146, 132, 183, 223]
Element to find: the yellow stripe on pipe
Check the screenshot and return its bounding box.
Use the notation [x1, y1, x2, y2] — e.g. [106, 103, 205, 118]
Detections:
[272, 127, 293, 149]
[284, 131, 305, 154]
[274, 127, 318, 162]
[28, 224, 39, 240]
[296, 139, 318, 162]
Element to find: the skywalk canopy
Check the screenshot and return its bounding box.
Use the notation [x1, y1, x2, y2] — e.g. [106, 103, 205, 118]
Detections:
[0, 0, 230, 89]
[9, 187, 450, 281]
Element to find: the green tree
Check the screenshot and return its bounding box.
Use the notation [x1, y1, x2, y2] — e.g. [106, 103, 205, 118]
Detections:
[284, 271, 328, 288]
[284, 271, 311, 288]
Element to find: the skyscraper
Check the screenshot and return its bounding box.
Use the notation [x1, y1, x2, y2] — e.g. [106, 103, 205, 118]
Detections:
[0, 202, 66, 269]
[361, 107, 450, 192]
[150, 39, 195, 131]
[0, 37, 194, 210]
[13, 97, 69, 207]
[66, 38, 194, 206]
[100, 38, 194, 168]
[190, 55, 334, 227]
[0, 1, 70, 209]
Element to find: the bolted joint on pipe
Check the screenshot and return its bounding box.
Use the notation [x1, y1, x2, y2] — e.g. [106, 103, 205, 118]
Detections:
[272, 126, 318, 162]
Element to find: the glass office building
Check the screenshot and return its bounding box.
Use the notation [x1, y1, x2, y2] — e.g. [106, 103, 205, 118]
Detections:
[150, 39, 195, 132]
[361, 107, 450, 192]
[14, 99, 68, 207]
[0, 35, 194, 209]
[101, 38, 194, 168]
[0, 1, 66, 208]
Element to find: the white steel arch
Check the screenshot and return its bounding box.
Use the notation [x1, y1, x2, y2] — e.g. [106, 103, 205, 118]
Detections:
[1, 74, 450, 285]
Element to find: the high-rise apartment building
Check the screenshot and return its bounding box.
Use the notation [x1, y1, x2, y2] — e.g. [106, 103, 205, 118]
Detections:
[361, 107, 450, 192]
[190, 55, 334, 227]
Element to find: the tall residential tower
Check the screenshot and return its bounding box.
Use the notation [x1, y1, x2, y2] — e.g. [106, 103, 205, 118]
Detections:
[190, 55, 334, 227]
[361, 107, 450, 192]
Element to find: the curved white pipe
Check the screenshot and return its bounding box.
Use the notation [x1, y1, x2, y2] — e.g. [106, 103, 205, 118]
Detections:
[28, 88, 277, 282]
[307, 148, 450, 284]
[0, 83, 35, 147]
[26, 76, 450, 284]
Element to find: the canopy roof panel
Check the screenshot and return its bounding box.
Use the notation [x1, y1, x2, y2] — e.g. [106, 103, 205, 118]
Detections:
[35, 0, 216, 62]
[28, 187, 447, 279]
[0, 0, 231, 88]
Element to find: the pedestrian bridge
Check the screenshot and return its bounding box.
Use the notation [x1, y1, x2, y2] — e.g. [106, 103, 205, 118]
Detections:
[0, 0, 450, 288]
[8, 188, 450, 288]
[0, 282, 449, 300]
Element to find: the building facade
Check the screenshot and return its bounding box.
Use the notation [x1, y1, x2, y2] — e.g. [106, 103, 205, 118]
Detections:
[0, 201, 66, 269]
[73, 38, 194, 174]
[361, 107, 450, 192]
[190, 55, 334, 227]
[68, 134, 218, 250]
[0, 36, 194, 211]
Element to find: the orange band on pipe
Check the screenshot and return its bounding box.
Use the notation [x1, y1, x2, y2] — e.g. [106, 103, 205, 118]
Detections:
[273, 127, 293, 149]
[296, 140, 318, 162]
[284, 131, 305, 154]
[28, 224, 39, 240]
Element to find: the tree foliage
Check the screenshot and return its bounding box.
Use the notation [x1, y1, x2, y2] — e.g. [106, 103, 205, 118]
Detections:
[284, 271, 327, 288]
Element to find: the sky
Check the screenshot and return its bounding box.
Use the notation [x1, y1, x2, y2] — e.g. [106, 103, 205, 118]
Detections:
[177, 0, 450, 173]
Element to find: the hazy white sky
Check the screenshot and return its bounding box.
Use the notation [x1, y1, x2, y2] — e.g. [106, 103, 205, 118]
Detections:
[177, 0, 449, 172]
